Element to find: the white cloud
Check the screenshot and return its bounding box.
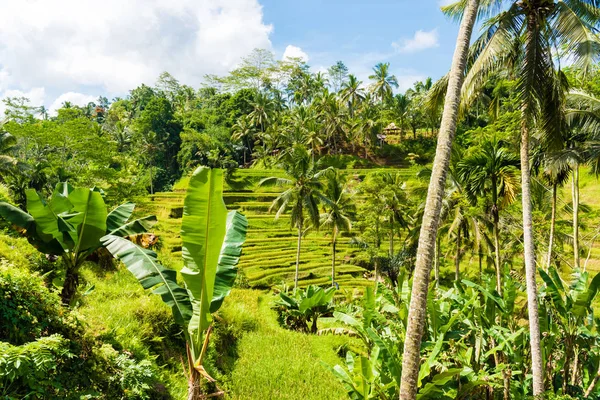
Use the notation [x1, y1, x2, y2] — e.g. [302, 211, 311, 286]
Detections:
[392, 29, 439, 53]
[49, 92, 98, 114]
[438, 0, 456, 6]
[282, 45, 309, 62]
[0, 0, 273, 100]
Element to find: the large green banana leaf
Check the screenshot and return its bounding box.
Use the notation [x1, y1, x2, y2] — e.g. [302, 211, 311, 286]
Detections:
[180, 167, 227, 340]
[0, 202, 63, 254]
[65, 188, 107, 253]
[25, 189, 70, 246]
[101, 234, 192, 325]
[211, 210, 248, 313]
[106, 202, 136, 232]
[109, 215, 158, 237]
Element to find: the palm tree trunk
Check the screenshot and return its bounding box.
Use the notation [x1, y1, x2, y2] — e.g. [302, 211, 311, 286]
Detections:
[520, 111, 545, 396]
[389, 214, 394, 257]
[331, 226, 337, 287]
[493, 209, 502, 296]
[434, 235, 440, 288]
[455, 229, 461, 281]
[546, 181, 557, 271]
[295, 221, 303, 291]
[573, 163, 580, 269]
[399, 1, 480, 398]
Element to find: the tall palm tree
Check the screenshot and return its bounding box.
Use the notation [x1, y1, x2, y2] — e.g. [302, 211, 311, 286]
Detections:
[249, 93, 275, 133]
[393, 93, 411, 137]
[458, 137, 520, 294]
[399, 1, 480, 399]
[340, 74, 365, 118]
[232, 116, 256, 165]
[260, 145, 332, 290]
[321, 171, 354, 287]
[0, 130, 17, 175]
[368, 63, 398, 104]
[456, 0, 600, 394]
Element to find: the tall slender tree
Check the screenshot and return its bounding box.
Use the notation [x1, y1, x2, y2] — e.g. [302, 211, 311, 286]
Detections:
[321, 171, 355, 286]
[457, 0, 600, 394]
[399, 1, 480, 398]
[260, 145, 332, 290]
[369, 63, 398, 104]
[458, 137, 519, 293]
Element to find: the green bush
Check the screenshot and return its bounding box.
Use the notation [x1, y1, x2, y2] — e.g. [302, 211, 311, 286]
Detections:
[0, 260, 75, 345]
[0, 262, 165, 400]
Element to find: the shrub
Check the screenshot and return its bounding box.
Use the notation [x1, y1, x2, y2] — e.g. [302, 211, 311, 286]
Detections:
[0, 261, 163, 400]
[273, 285, 336, 333]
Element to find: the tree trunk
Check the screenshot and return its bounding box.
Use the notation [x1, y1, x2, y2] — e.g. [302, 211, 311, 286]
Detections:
[149, 165, 154, 195]
[398, 1, 480, 398]
[374, 256, 379, 291]
[434, 235, 440, 288]
[573, 163, 580, 269]
[520, 110, 545, 396]
[546, 181, 557, 271]
[389, 214, 394, 257]
[295, 221, 303, 291]
[331, 227, 338, 287]
[455, 228, 461, 281]
[493, 206, 503, 296]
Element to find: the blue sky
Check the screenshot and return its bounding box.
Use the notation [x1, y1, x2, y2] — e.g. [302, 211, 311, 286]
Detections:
[261, 0, 461, 89]
[0, 0, 460, 113]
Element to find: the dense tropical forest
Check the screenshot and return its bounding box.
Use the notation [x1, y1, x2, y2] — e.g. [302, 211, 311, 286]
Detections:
[5, 1, 600, 399]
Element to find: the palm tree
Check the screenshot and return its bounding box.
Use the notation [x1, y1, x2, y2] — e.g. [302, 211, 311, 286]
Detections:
[0, 129, 17, 175]
[340, 74, 365, 118]
[393, 94, 411, 137]
[457, 0, 600, 394]
[321, 171, 354, 287]
[399, 1, 480, 399]
[260, 145, 332, 290]
[368, 63, 398, 104]
[232, 116, 256, 165]
[458, 137, 519, 294]
[249, 93, 275, 133]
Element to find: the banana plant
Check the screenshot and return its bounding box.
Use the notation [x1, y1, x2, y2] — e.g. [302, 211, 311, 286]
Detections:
[0, 183, 156, 304]
[539, 267, 600, 394]
[274, 285, 336, 333]
[102, 167, 247, 400]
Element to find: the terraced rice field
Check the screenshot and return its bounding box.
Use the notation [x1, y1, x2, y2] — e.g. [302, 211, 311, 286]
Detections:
[136, 167, 418, 289]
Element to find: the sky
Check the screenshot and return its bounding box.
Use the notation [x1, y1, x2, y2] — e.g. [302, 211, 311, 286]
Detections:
[0, 0, 462, 115]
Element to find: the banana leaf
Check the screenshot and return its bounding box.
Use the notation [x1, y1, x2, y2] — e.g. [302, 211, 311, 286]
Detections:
[109, 215, 158, 237]
[65, 188, 107, 252]
[180, 167, 228, 347]
[101, 234, 192, 325]
[107, 202, 136, 232]
[211, 210, 248, 313]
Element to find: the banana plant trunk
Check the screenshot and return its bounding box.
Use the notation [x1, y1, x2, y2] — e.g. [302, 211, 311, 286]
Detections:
[399, 1, 480, 398]
[61, 257, 80, 305]
[573, 163, 580, 269]
[520, 109, 545, 396]
[546, 181, 557, 271]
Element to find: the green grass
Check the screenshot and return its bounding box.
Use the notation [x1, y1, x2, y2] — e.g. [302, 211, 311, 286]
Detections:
[218, 289, 353, 400]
